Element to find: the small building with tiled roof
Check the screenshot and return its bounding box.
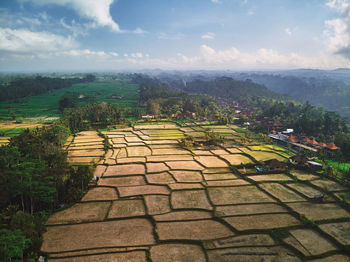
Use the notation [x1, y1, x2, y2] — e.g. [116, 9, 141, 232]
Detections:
[288, 134, 299, 143]
[310, 139, 319, 146]
[318, 142, 327, 148]
[302, 137, 312, 144]
[327, 142, 340, 150]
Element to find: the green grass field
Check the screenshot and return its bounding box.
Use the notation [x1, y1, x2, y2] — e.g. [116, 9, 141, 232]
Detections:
[0, 79, 140, 119]
[326, 160, 350, 172]
[0, 128, 26, 137]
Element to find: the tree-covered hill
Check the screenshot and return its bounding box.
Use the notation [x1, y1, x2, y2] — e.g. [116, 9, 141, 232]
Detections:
[164, 76, 287, 104]
[234, 73, 350, 121]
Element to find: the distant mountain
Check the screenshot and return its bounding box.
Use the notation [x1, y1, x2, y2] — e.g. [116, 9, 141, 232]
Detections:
[233, 72, 350, 121]
[160, 76, 286, 103]
[151, 69, 350, 121]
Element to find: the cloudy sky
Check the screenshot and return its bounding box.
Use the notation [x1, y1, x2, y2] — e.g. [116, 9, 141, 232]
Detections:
[0, 0, 350, 72]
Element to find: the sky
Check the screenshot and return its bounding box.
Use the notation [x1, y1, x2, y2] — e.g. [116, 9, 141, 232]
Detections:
[0, 0, 350, 72]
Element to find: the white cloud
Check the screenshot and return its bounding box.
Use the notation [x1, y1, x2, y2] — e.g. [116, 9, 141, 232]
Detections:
[176, 45, 350, 69]
[130, 52, 143, 58]
[60, 49, 105, 57]
[247, 10, 254, 15]
[285, 28, 292, 36]
[324, 0, 350, 59]
[211, 0, 221, 4]
[2, 44, 349, 71]
[0, 9, 45, 29]
[60, 18, 88, 37]
[326, 0, 350, 11]
[324, 18, 349, 51]
[19, 0, 120, 31]
[0, 27, 78, 53]
[201, 32, 215, 39]
[133, 28, 147, 34]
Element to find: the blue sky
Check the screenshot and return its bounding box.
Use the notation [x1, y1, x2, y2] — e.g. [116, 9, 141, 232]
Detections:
[0, 0, 349, 71]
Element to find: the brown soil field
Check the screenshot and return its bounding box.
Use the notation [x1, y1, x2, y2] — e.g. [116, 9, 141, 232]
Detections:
[42, 124, 350, 261]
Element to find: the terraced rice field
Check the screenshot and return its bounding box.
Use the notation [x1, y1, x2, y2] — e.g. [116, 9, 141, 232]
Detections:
[0, 79, 140, 118]
[65, 131, 105, 163]
[42, 123, 350, 261]
[0, 136, 10, 146]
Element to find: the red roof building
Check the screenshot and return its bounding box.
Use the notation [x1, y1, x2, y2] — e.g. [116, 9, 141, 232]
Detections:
[310, 139, 319, 146]
[318, 142, 327, 148]
[327, 143, 340, 150]
[289, 134, 299, 143]
[302, 137, 312, 144]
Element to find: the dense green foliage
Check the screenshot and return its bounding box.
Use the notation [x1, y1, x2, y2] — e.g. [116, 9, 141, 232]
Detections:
[176, 77, 286, 103]
[61, 102, 138, 131]
[256, 100, 348, 137]
[58, 92, 80, 112]
[137, 78, 220, 118]
[0, 124, 94, 260]
[335, 133, 350, 162]
[237, 73, 350, 121]
[0, 228, 30, 261]
[0, 75, 95, 102]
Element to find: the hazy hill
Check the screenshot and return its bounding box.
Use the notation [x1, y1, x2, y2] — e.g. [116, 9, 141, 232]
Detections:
[233, 70, 350, 121]
[150, 69, 350, 121]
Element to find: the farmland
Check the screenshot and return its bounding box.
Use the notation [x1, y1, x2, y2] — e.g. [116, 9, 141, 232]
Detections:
[1, 76, 350, 261]
[41, 122, 350, 261]
[0, 79, 140, 119]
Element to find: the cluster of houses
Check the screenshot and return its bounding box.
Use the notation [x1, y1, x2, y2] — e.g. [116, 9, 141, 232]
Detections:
[269, 129, 340, 156]
[288, 135, 340, 151]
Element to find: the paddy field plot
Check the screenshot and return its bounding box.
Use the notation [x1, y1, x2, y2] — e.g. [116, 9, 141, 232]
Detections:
[65, 131, 105, 164]
[0, 79, 140, 118]
[42, 123, 350, 261]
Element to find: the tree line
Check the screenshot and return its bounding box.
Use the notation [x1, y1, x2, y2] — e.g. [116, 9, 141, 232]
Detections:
[251, 100, 348, 138]
[0, 124, 94, 261]
[0, 74, 96, 102]
[136, 76, 221, 119]
[61, 102, 138, 132]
